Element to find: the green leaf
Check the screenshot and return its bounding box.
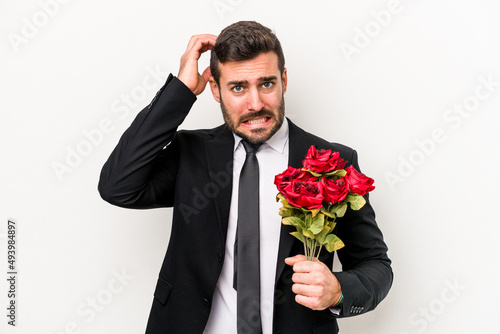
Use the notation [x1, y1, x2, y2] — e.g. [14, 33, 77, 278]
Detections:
[301, 168, 323, 178]
[309, 208, 320, 217]
[276, 193, 297, 209]
[315, 226, 331, 244]
[279, 207, 296, 218]
[327, 221, 337, 233]
[330, 202, 347, 218]
[321, 206, 335, 218]
[324, 234, 345, 252]
[282, 216, 306, 229]
[290, 231, 304, 243]
[300, 207, 321, 218]
[302, 229, 315, 239]
[305, 213, 313, 229]
[324, 169, 347, 178]
[282, 199, 298, 209]
[310, 213, 325, 235]
[345, 194, 366, 211]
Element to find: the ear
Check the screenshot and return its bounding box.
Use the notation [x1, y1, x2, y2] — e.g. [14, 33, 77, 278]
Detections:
[281, 67, 288, 94]
[209, 77, 220, 103]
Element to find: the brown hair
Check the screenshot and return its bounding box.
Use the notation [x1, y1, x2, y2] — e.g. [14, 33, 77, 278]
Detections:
[210, 21, 285, 85]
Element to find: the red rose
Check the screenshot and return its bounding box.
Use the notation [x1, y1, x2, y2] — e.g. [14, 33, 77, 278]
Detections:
[281, 180, 324, 209]
[302, 146, 347, 174]
[321, 177, 349, 204]
[274, 166, 317, 192]
[344, 165, 375, 196]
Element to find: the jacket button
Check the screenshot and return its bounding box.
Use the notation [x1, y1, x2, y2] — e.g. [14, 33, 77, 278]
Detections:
[201, 298, 210, 306]
[216, 252, 223, 262]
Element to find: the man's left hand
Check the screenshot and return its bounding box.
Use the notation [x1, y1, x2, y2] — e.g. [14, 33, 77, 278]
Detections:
[285, 254, 342, 311]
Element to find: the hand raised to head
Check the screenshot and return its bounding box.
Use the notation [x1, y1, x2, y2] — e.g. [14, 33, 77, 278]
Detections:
[178, 34, 217, 96]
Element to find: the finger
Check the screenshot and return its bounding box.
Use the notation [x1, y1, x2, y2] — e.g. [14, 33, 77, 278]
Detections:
[186, 34, 217, 57]
[285, 254, 306, 266]
[186, 34, 217, 48]
[294, 273, 329, 291]
[291, 272, 317, 285]
[292, 282, 323, 297]
[294, 294, 324, 311]
[199, 43, 214, 54]
[291, 259, 323, 274]
[201, 66, 212, 83]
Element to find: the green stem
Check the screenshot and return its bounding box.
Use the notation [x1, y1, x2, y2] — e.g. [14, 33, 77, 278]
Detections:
[308, 239, 314, 261]
[307, 238, 312, 261]
[302, 234, 308, 260]
[316, 244, 323, 261]
[307, 238, 310, 260]
[308, 238, 313, 261]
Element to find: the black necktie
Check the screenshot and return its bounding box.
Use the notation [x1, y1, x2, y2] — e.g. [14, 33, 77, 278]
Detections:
[234, 140, 262, 334]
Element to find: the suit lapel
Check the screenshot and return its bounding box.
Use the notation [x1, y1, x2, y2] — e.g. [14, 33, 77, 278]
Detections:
[204, 124, 235, 244]
[287, 119, 314, 167]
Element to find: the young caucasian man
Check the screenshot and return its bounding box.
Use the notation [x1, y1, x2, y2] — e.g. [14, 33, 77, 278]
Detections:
[99, 21, 392, 334]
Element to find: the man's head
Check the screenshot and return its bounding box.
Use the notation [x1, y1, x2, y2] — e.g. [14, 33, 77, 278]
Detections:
[209, 21, 287, 145]
[210, 21, 285, 86]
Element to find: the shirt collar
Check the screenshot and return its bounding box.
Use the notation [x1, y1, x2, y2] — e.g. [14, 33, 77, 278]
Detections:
[232, 118, 289, 154]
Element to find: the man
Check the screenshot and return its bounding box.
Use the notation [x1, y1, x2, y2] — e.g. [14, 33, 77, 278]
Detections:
[98, 21, 392, 333]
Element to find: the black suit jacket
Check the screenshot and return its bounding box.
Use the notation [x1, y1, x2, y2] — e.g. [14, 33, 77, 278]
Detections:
[98, 74, 392, 334]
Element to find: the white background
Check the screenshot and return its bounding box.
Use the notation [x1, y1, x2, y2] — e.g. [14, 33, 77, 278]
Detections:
[1, 0, 500, 333]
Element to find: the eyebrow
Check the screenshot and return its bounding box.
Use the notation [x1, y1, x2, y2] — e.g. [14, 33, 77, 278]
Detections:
[226, 76, 278, 86]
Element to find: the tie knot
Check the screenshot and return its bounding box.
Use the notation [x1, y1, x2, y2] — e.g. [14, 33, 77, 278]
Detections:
[241, 140, 261, 154]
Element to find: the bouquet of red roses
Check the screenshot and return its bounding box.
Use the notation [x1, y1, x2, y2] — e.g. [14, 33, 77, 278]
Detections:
[274, 145, 375, 261]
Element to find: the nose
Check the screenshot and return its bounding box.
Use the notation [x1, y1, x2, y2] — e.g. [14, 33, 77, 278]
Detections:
[246, 89, 264, 111]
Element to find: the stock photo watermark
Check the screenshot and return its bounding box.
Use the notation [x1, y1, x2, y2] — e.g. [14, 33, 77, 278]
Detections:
[7, 0, 73, 53]
[339, 0, 404, 64]
[48, 269, 134, 334]
[398, 278, 466, 333]
[385, 74, 499, 192]
[212, 0, 245, 21]
[51, 65, 169, 182]
[5, 219, 18, 326]
[178, 161, 232, 224]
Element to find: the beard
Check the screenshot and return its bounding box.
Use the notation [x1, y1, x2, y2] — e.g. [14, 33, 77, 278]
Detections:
[220, 95, 285, 145]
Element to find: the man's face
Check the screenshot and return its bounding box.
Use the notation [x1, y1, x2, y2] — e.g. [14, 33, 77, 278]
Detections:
[210, 52, 287, 144]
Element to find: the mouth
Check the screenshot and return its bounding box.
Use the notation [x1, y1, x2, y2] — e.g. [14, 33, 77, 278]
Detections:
[241, 116, 272, 128]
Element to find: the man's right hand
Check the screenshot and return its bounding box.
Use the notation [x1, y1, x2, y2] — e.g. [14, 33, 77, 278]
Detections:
[178, 34, 218, 96]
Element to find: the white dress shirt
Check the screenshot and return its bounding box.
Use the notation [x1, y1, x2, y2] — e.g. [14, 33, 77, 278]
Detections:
[204, 119, 289, 334]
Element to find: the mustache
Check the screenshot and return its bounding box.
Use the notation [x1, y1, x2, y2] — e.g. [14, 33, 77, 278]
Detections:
[238, 110, 275, 123]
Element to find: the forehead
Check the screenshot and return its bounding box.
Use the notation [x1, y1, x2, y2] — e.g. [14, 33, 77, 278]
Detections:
[218, 52, 280, 83]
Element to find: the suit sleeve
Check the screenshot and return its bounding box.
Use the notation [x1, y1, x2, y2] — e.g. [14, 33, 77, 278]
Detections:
[333, 150, 393, 317]
[98, 74, 197, 209]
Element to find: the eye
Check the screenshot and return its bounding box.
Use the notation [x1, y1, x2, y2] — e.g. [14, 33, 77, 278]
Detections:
[262, 82, 273, 89]
[232, 86, 243, 92]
